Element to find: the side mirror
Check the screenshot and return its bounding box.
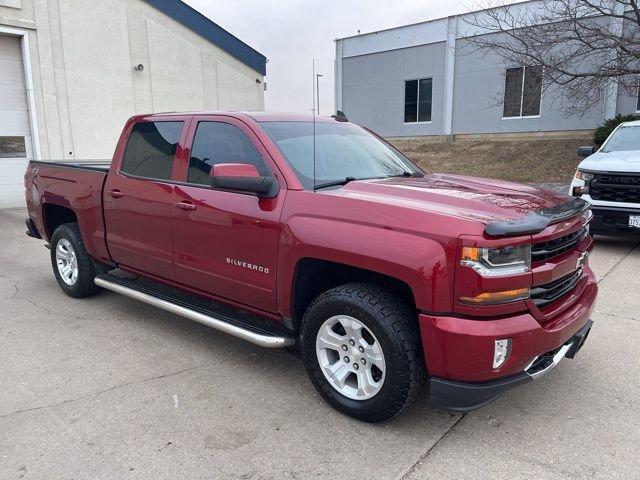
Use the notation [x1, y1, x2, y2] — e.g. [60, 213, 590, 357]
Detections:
[210, 163, 274, 196]
[577, 146, 596, 158]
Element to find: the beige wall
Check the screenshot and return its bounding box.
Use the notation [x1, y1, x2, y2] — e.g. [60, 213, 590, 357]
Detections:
[0, 0, 265, 161]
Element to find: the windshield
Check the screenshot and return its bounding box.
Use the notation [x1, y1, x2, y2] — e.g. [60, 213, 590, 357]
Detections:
[260, 121, 422, 190]
[602, 125, 640, 153]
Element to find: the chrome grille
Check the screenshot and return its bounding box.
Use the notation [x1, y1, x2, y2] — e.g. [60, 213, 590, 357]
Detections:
[530, 269, 582, 310]
[531, 227, 587, 262]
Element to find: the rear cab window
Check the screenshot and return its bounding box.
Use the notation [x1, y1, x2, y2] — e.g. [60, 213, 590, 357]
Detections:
[121, 121, 184, 180]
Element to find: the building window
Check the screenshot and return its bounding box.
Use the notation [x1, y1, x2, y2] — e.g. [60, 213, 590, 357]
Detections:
[121, 122, 183, 180]
[503, 65, 543, 118]
[404, 78, 432, 123]
[0, 136, 26, 158]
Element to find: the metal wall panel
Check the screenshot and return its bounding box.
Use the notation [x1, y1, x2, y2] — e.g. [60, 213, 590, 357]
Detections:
[341, 43, 446, 137]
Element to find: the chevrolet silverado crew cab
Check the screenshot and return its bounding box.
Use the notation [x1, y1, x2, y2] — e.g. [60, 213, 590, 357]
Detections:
[24, 112, 597, 422]
[571, 120, 640, 234]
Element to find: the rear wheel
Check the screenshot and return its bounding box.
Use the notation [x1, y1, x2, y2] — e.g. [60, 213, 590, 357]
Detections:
[50, 223, 101, 298]
[300, 282, 425, 422]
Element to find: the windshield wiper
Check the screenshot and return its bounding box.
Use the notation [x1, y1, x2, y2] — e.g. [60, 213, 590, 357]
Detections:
[389, 171, 424, 178]
[314, 176, 358, 190]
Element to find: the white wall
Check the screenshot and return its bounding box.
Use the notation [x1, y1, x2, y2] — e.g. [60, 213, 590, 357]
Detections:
[0, 0, 265, 162]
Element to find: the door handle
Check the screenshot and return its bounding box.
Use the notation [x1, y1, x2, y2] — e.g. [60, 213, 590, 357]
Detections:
[176, 201, 197, 211]
[109, 189, 124, 199]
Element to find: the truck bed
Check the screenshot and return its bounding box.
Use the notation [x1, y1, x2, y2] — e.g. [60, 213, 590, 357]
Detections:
[25, 159, 111, 263]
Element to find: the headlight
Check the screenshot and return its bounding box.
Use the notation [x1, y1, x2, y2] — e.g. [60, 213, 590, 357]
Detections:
[461, 244, 531, 276]
[575, 170, 594, 182]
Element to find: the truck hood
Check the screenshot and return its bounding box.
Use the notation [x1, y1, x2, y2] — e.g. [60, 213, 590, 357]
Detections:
[579, 150, 640, 173]
[323, 173, 571, 224]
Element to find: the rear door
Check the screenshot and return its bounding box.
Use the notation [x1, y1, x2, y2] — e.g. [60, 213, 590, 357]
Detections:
[103, 118, 188, 280]
[170, 116, 286, 313]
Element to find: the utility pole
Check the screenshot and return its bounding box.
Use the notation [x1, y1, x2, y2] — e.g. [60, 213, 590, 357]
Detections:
[316, 73, 323, 116]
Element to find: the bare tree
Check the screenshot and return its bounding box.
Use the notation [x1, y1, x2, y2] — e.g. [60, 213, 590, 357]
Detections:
[464, 0, 640, 115]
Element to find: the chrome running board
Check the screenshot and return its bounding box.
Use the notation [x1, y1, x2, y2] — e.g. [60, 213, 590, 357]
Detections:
[95, 274, 295, 349]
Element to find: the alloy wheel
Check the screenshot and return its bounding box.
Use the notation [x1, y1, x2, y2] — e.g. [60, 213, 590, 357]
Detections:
[55, 238, 79, 286]
[315, 315, 386, 400]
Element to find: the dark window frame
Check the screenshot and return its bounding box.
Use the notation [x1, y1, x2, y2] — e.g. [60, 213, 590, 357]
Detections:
[119, 120, 184, 182]
[502, 65, 543, 119]
[185, 120, 275, 190]
[636, 75, 640, 112]
[404, 77, 433, 124]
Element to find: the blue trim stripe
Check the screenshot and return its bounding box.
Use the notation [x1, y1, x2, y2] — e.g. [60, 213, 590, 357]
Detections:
[142, 0, 267, 76]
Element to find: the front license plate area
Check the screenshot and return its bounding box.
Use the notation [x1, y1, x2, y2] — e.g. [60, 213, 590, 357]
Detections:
[629, 215, 640, 229]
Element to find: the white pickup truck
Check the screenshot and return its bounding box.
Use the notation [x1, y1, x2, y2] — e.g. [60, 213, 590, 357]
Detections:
[570, 120, 640, 234]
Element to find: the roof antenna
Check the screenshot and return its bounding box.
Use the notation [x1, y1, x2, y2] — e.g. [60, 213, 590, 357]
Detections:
[312, 58, 317, 192]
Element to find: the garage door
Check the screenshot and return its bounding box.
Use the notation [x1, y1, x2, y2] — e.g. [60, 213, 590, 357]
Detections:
[0, 34, 31, 209]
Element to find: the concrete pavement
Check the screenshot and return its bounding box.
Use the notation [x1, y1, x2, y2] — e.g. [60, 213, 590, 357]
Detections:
[1, 208, 639, 479]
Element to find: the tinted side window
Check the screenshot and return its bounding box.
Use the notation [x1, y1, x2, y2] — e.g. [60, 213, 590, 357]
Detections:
[188, 122, 271, 186]
[121, 122, 183, 180]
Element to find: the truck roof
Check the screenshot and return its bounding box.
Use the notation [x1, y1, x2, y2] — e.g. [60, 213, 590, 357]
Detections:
[133, 111, 345, 123]
[620, 120, 640, 127]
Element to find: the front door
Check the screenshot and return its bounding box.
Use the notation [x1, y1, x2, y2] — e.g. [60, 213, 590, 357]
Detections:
[103, 120, 186, 280]
[171, 117, 286, 313]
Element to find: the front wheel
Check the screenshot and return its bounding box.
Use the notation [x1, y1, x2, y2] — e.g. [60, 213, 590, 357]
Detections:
[50, 223, 101, 298]
[300, 283, 425, 422]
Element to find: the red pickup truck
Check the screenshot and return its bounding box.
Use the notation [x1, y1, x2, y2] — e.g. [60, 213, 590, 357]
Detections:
[24, 111, 597, 422]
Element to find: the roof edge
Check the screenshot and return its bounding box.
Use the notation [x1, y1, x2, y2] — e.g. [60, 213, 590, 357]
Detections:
[142, 0, 267, 76]
[335, 0, 536, 42]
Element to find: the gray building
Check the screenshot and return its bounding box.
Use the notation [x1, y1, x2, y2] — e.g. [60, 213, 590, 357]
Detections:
[334, 1, 638, 138]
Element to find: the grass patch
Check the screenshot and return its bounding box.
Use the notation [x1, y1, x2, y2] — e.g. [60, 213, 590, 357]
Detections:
[390, 137, 591, 184]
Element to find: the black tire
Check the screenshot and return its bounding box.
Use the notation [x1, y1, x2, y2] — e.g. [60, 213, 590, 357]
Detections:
[50, 223, 101, 298]
[300, 282, 426, 422]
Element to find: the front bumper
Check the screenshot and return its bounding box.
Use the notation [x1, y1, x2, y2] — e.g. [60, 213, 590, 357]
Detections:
[428, 320, 593, 411]
[590, 206, 640, 234]
[419, 267, 597, 411]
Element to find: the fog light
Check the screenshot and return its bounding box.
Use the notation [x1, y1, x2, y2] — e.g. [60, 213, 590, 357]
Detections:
[493, 339, 512, 369]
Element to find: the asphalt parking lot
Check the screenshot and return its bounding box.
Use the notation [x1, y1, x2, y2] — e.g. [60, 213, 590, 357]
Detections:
[1, 207, 639, 480]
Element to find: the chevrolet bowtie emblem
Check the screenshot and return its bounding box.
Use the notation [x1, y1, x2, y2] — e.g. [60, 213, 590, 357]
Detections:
[576, 251, 589, 269]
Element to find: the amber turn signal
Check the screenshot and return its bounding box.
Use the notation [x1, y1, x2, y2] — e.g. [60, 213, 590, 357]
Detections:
[461, 246, 480, 262]
[460, 287, 530, 305]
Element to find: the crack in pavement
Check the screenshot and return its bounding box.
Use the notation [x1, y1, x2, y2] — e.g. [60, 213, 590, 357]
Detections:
[596, 240, 640, 285]
[0, 364, 204, 420]
[595, 310, 640, 323]
[0, 272, 19, 300]
[397, 414, 465, 480]
[1, 276, 89, 321]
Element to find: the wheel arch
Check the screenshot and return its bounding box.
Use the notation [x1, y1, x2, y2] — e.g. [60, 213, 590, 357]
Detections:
[42, 202, 77, 239]
[289, 258, 420, 333]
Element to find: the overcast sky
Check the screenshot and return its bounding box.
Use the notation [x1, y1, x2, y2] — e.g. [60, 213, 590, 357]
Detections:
[181, 0, 500, 114]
